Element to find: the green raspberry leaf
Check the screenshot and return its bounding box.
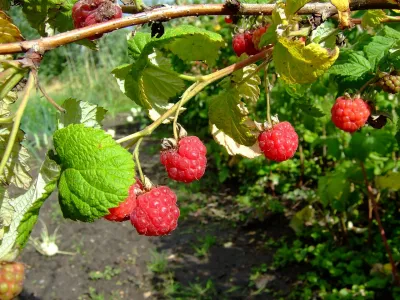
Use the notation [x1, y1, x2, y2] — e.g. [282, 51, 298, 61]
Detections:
[363, 36, 397, 70]
[259, 4, 285, 48]
[127, 25, 224, 66]
[361, 10, 387, 29]
[318, 169, 350, 211]
[328, 50, 371, 78]
[208, 90, 256, 146]
[273, 37, 339, 84]
[347, 130, 396, 161]
[58, 99, 107, 130]
[229, 64, 261, 105]
[53, 124, 135, 222]
[0, 154, 60, 261]
[113, 53, 185, 110]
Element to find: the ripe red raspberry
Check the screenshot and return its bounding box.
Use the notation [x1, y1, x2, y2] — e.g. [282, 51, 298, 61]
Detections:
[232, 33, 246, 57]
[232, 31, 260, 57]
[104, 180, 143, 222]
[252, 25, 269, 50]
[160, 136, 207, 183]
[243, 31, 259, 55]
[0, 262, 25, 300]
[224, 16, 233, 24]
[72, 0, 122, 39]
[331, 96, 371, 133]
[130, 186, 180, 236]
[258, 122, 299, 162]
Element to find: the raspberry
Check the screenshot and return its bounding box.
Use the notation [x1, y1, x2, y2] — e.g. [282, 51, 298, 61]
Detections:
[104, 180, 143, 222]
[72, 0, 122, 39]
[331, 96, 371, 133]
[0, 262, 25, 300]
[232, 33, 246, 57]
[130, 186, 180, 236]
[243, 31, 259, 55]
[377, 72, 400, 94]
[252, 25, 269, 50]
[258, 121, 299, 162]
[224, 16, 233, 24]
[232, 31, 260, 57]
[160, 136, 207, 183]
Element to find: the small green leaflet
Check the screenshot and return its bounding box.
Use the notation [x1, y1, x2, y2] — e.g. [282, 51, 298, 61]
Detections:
[113, 52, 185, 111]
[0, 155, 60, 262]
[298, 102, 325, 118]
[318, 170, 350, 212]
[259, 4, 286, 48]
[0, 126, 32, 189]
[361, 10, 387, 28]
[285, 0, 312, 17]
[328, 51, 371, 78]
[375, 171, 400, 190]
[289, 205, 315, 234]
[127, 25, 225, 66]
[58, 99, 107, 130]
[53, 124, 135, 222]
[274, 37, 339, 84]
[347, 130, 396, 161]
[208, 90, 256, 146]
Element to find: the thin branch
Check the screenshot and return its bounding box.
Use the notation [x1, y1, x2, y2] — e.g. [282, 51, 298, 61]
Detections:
[117, 47, 273, 145]
[0, 72, 35, 179]
[360, 161, 399, 285]
[36, 80, 66, 112]
[134, 138, 145, 184]
[0, 0, 399, 54]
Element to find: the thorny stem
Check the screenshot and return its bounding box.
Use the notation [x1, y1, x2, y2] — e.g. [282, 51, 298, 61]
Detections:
[360, 161, 399, 285]
[117, 47, 273, 145]
[0, 72, 35, 180]
[264, 64, 272, 124]
[0, 1, 399, 54]
[134, 138, 145, 184]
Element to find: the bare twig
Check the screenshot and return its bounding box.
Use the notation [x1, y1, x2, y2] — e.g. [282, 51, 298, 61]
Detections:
[0, 0, 399, 54]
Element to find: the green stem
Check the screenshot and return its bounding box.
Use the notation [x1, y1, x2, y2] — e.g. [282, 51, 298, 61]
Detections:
[152, 64, 199, 82]
[134, 138, 145, 184]
[173, 83, 197, 140]
[264, 64, 272, 124]
[0, 69, 26, 100]
[0, 72, 35, 180]
[117, 48, 274, 146]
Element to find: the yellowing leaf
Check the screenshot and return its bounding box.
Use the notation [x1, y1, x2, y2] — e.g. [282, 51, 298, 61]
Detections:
[211, 124, 262, 158]
[361, 10, 388, 28]
[0, 11, 24, 43]
[273, 37, 339, 84]
[375, 171, 400, 190]
[330, 0, 352, 28]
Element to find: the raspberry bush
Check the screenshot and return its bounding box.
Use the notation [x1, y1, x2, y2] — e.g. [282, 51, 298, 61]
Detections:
[1, 0, 400, 298]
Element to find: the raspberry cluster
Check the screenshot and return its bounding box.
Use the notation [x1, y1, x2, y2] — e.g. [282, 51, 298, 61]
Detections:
[258, 122, 299, 162]
[232, 26, 269, 57]
[331, 96, 371, 133]
[72, 0, 122, 39]
[0, 262, 25, 300]
[160, 136, 207, 183]
[104, 179, 180, 236]
[377, 72, 400, 94]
